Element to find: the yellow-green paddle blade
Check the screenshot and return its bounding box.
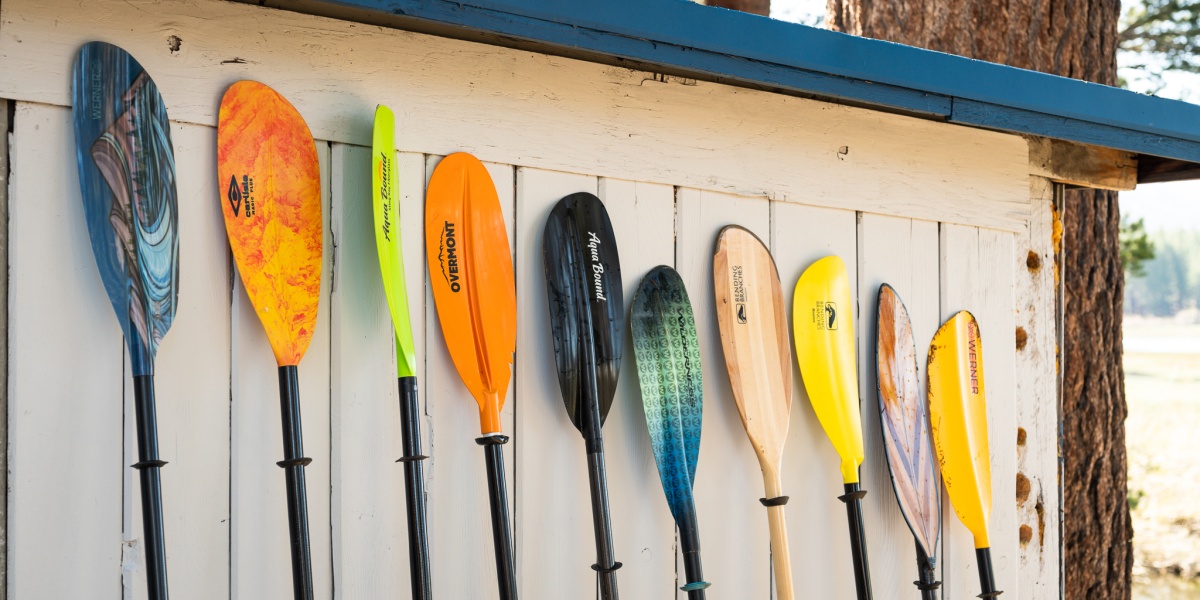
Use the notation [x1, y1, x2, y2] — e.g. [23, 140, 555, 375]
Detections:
[373, 105, 417, 377]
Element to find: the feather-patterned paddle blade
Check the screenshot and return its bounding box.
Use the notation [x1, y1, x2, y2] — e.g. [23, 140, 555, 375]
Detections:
[927, 311, 993, 549]
[542, 192, 623, 432]
[876, 284, 941, 564]
[630, 266, 703, 522]
[217, 80, 322, 368]
[792, 255, 865, 483]
[425, 153, 516, 435]
[373, 106, 417, 378]
[73, 41, 179, 377]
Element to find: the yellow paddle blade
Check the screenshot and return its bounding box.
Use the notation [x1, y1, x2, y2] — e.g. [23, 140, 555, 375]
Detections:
[792, 256, 864, 484]
[713, 226, 792, 474]
[217, 80, 322, 367]
[372, 106, 417, 378]
[927, 311, 992, 549]
[425, 153, 516, 435]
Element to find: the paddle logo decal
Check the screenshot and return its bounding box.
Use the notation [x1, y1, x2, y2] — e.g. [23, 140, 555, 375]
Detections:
[587, 231, 607, 302]
[438, 221, 461, 292]
[968, 320, 980, 394]
[226, 174, 256, 218]
[812, 301, 838, 330]
[378, 153, 394, 242]
[731, 265, 747, 324]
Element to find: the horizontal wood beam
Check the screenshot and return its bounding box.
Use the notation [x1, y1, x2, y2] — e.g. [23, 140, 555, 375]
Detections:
[1028, 137, 1137, 192]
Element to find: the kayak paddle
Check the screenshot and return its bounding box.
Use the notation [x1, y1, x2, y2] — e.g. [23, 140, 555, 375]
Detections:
[542, 193, 623, 599]
[876, 284, 941, 600]
[928, 311, 1000, 598]
[792, 255, 873, 600]
[73, 41, 179, 600]
[373, 105, 432, 600]
[711, 226, 794, 600]
[218, 80, 322, 600]
[425, 152, 519, 600]
[630, 266, 710, 599]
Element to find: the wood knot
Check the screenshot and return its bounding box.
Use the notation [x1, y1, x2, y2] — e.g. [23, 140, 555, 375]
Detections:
[1017, 427, 1027, 446]
[1019, 524, 1033, 545]
[1016, 473, 1031, 503]
[1026, 250, 1042, 272]
[1015, 326, 1028, 351]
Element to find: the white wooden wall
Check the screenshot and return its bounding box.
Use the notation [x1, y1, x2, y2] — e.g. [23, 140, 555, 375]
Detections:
[2, 0, 1057, 598]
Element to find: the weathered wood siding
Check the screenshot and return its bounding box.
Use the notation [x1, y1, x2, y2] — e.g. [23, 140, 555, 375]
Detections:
[1, 0, 1055, 598]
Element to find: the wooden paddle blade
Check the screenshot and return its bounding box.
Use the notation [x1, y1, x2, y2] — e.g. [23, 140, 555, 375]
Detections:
[217, 80, 322, 367]
[792, 255, 865, 484]
[927, 310, 993, 549]
[542, 192, 624, 432]
[712, 226, 792, 472]
[630, 266, 703, 523]
[73, 41, 180, 377]
[373, 106, 417, 378]
[425, 153, 516, 435]
[876, 284, 941, 562]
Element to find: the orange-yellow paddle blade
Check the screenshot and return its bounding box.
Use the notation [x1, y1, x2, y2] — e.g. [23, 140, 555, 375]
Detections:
[217, 80, 322, 367]
[425, 153, 516, 435]
[927, 311, 993, 549]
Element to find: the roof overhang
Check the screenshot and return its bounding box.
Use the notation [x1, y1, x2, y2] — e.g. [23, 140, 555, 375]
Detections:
[254, 0, 1200, 186]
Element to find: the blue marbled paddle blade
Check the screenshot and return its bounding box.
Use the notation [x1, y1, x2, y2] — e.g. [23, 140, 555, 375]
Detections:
[73, 41, 179, 376]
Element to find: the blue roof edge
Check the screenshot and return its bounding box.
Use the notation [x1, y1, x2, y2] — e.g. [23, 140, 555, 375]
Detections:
[283, 0, 1200, 164]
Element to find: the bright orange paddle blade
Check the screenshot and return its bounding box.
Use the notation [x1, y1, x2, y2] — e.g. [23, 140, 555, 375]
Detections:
[425, 153, 516, 435]
[217, 80, 322, 367]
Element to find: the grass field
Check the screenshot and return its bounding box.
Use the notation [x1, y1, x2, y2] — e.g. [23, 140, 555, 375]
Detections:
[1125, 321, 1200, 599]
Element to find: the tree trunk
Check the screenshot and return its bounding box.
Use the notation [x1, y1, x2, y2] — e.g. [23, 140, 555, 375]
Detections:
[706, 0, 771, 16]
[827, 1, 1132, 598]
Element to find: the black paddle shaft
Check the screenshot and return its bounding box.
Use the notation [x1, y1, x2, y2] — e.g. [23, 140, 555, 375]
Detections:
[976, 548, 1002, 598]
[396, 376, 432, 600]
[477, 435, 518, 600]
[277, 367, 314, 600]
[914, 540, 940, 600]
[840, 483, 874, 600]
[131, 375, 169, 600]
[679, 514, 708, 600]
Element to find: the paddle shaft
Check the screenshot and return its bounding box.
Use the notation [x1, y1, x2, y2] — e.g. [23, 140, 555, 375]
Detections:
[679, 511, 707, 600]
[397, 376, 432, 600]
[132, 375, 169, 600]
[977, 547, 1001, 598]
[915, 541, 939, 600]
[277, 367, 314, 600]
[478, 435, 518, 600]
[840, 483, 873, 600]
[761, 472, 793, 600]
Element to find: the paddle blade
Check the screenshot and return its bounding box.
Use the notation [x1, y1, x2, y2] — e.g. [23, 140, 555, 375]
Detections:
[630, 266, 703, 523]
[542, 193, 624, 432]
[73, 42, 180, 377]
[928, 311, 993, 549]
[373, 106, 417, 378]
[876, 284, 940, 562]
[712, 226, 792, 468]
[792, 255, 864, 484]
[217, 81, 322, 367]
[425, 153, 516, 435]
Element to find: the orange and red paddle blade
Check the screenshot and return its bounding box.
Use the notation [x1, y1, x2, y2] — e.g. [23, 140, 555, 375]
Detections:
[217, 80, 322, 367]
[425, 153, 516, 435]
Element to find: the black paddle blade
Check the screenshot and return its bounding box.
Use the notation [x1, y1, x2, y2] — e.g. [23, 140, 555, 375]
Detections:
[542, 192, 624, 432]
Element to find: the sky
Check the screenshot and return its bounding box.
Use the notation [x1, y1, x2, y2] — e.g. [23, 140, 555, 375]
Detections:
[766, 0, 1200, 233]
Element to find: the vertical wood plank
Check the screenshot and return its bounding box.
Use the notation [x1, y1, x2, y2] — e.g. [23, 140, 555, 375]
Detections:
[231, 142, 333, 600]
[597, 178, 678, 599]
[1015, 179, 1060, 600]
[676, 188, 771, 599]
[770, 203, 858, 600]
[328, 143, 412, 597]
[856, 214, 941, 598]
[939, 224, 1017, 599]
[120, 121, 233, 600]
[513, 168, 600, 598]
[0, 98, 8, 600]
[424, 156, 516, 598]
[8, 102, 124, 600]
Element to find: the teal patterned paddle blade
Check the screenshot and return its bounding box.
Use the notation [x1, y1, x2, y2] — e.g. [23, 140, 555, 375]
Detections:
[73, 41, 179, 376]
[631, 265, 709, 594]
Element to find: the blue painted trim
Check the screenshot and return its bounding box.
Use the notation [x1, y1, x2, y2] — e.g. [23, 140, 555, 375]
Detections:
[295, 0, 1200, 163]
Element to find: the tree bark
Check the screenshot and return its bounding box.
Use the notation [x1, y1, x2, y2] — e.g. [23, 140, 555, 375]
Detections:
[827, 1, 1132, 598]
[707, 0, 771, 16]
